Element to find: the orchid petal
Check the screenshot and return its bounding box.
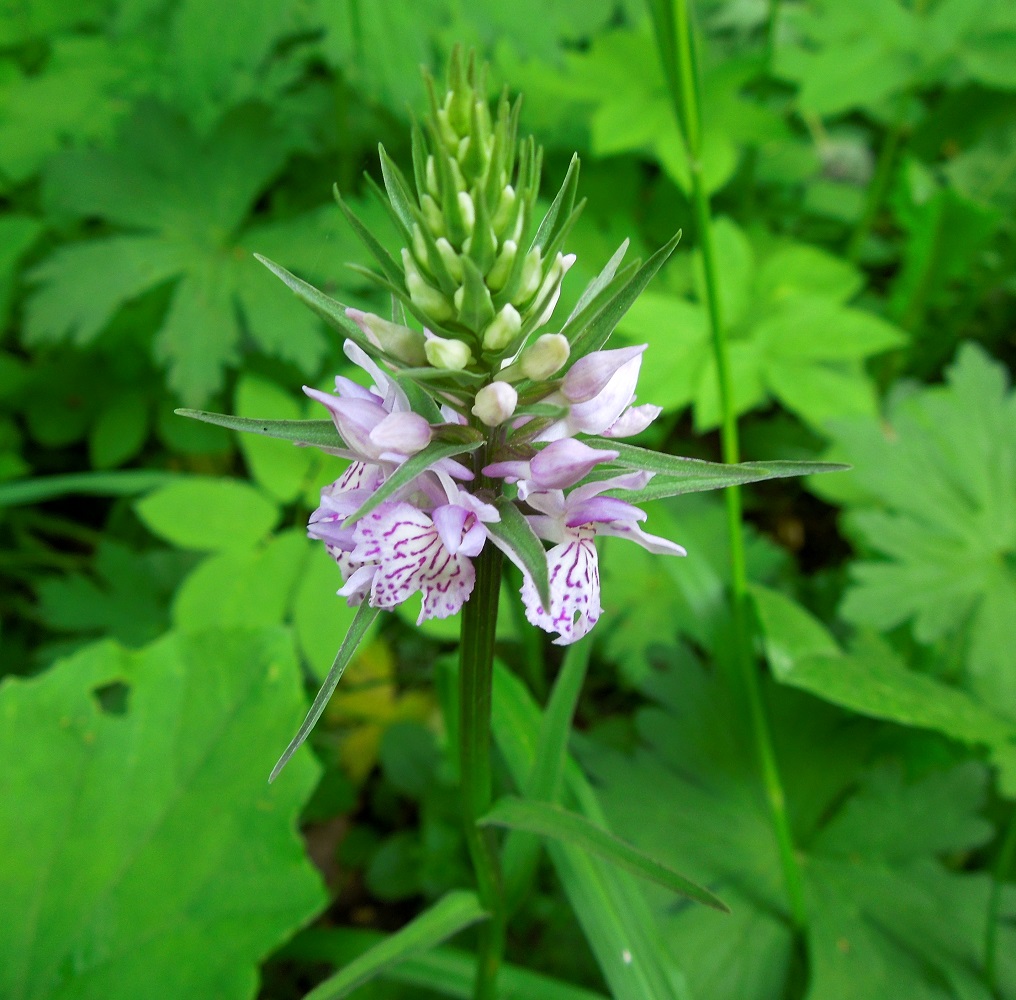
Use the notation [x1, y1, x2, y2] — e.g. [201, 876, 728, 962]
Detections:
[602, 403, 662, 438]
[520, 535, 601, 645]
[561, 345, 646, 403]
[530, 438, 618, 490]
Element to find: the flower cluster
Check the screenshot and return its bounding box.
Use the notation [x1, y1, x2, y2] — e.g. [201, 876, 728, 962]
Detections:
[301, 52, 687, 645]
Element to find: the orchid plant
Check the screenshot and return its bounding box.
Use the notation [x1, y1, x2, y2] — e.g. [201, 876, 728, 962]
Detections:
[179, 50, 840, 999]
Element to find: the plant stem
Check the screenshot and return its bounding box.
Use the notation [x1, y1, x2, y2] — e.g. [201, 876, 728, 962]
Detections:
[661, 0, 808, 932]
[847, 121, 904, 263]
[985, 802, 1016, 995]
[458, 444, 506, 999]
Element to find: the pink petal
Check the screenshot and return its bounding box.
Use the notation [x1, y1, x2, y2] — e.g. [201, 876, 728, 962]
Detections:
[561, 345, 646, 403]
[369, 411, 433, 455]
[602, 403, 662, 438]
[530, 438, 618, 490]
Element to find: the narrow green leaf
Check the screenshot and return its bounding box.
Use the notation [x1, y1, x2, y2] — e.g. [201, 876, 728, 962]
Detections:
[480, 797, 728, 913]
[487, 496, 551, 610]
[457, 256, 496, 331]
[503, 642, 591, 908]
[253, 255, 378, 354]
[302, 891, 488, 1000]
[0, 470, 179, 508]
[287, 927, 607, 1000]
[587, 440, 849, 498]
[569, 232, 681, 360]
[333, 186, 406, 287]
[344, 438, 484, 526]
[566, 239, 630, 325]
[531, 153, 580, 253]
[175, 409, 343, 449]
[270, 602, 383, 783]
[377, 144, 418, 235]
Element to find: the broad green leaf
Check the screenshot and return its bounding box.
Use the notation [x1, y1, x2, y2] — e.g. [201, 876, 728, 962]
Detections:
[34, 541, 184, 649]
[88, 391, 149, 470]
[0, 215, 42, 324]
[172, 530, 309, 633]
[26, 106, 338, 404]
[135, 479, 279, 553]
[581, 647, 1016, 1000]
[752, 585, 1016, 791]
[616, 220, 906, 431]
[487, 496, 551, 610]
[0, 628, 325, 1000]
[286, 926, 608, 1000]
[0, 37, 140, 183]
[482, 797, 728, 912]
[825, 345, 1016, 720]
[343, 437, 484, 525]
[176, 409, 343, 449]
[302, 891, 487, 1000]
[0, 469, 179, 508]
[271, 600, 383, 781]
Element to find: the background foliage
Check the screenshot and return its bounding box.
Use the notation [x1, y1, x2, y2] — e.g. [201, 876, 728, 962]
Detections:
[1, 0, 1014, 998]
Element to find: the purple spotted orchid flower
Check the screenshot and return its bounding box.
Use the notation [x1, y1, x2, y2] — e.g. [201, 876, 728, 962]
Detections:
[306, 335, 686, 643]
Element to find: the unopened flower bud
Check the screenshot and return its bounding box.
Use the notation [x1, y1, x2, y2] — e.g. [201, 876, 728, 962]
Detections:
[457, 191, 475, 233]
[513, 247, 543, 305]
[369, 411, 433, 454]
[412, 224, 429, 265]
[425, 334, 473, 370]
[491, 185, 516, 234]
[346, 308, 427, 366]
[481, 304, 522, 351]
[471, 381, 518, 426]
[435, 237, 463, 281]
[530, 252, 576, 329]
[426, 155, 439, 196]
[520, 333, 570, 380]
[422, 195, 444, 235]
[403, 249, 453, 321]
[486, 239, 516, 291]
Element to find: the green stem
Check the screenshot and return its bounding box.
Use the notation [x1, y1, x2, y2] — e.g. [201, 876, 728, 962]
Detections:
[459, 455, 506, 999]
[663, 0, 808, 932]
[847, 121, 903, 263]
[985, 803, 1016, 995]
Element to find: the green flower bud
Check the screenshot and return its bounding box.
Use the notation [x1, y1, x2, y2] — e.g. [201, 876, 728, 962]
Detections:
[403, 248, 453, 321]
[457, 191, 475, 233]
[471, 380, 518, 426]
[520, 333, 570, 380]
[425, 334, 473, 370]
[513, 247, 543, 306]
[425, 155, 439, 196]
[347, 308, 427, 366]
[486, 239, 516, 292]
[491, 185, 516, 235]
[481, 304, 522, 351]
[422, 195, 444, 236]
[412, 224, 429, 266]
[435, 237, 464, 281]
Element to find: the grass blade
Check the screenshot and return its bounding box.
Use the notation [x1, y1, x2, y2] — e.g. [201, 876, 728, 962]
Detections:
[0, 470, 179, 508]
[302, 891, 488, 1000]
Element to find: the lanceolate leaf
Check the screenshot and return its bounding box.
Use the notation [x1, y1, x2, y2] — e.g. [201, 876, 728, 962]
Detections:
[487, 496, 552, 609]
[176, 409, 344, 449]
[270, 601, 383, 782]
[302, 891, 488, 1000]
[531, 153, 580, 254]
[587, 441, 848, 499]
[569, 232, 682, 361]
[344, 437, 484, 526]
[566, 238, 630, 326]
[253, 254, 377, 352]
[480, 797, 729, 912]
